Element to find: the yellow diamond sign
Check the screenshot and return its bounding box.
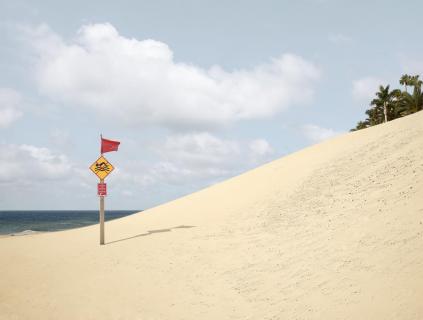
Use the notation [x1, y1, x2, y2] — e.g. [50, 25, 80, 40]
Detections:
[90, 155, 114, 180]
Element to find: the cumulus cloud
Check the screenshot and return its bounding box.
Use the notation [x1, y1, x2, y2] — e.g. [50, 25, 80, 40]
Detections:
[114, 133, 275, 188]
[301, 124, 341, 143]
[159, 133, 241, 168]
[248, 139, 274, 162]
[49, 128, 75, 151]
[28, 23, 320, 130]
[0, 143, 71, 183]
[328, 33, 353, 44]
[0, 88, 23, 128]
[352, 77, 385, 101]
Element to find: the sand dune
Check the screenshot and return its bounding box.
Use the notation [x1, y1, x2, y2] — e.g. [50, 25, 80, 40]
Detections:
[1, 111, 423, 319]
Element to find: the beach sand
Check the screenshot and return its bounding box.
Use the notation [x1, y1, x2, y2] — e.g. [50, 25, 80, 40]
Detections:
[1, 111, 423, 319]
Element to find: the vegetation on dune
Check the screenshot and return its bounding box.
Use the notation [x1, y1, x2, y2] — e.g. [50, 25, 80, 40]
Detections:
[351, 74, 423, 131]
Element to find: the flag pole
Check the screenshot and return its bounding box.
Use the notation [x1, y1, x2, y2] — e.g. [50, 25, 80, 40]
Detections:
[100, 133, 104, 245]
[99, 179, 105, 245]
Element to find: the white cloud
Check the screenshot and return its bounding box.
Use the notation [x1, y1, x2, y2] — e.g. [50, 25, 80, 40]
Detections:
[157, 133, 275, 176]
[0, 88, 23, 128]
[352, 77, 385, 101]
[121, 190, 134, 197]
[49, 128, 75, 150]
[301, 124, 341, 143]
[159, 132, 241, 168]
[248, 139, 274, 162]
[328, 33, 353, 44]
[0, 143, 71, 183]
[113, 133, 275, 188]
[28, 23, 320, 130]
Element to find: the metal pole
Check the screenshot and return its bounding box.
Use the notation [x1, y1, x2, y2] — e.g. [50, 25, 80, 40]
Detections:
[99, 179, 105, 245]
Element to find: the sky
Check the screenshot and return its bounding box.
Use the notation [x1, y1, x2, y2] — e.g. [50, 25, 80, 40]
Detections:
[1, 0, 422, 210]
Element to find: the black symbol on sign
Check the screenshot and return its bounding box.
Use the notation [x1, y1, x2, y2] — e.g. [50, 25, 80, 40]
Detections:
[95, 162, 111, 173]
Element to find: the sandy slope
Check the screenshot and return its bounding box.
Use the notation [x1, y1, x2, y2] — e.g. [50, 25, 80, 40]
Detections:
[1, 112, 423, 320]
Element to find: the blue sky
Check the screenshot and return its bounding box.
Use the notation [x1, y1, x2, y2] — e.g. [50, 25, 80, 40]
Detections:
[1, 0, 422, 210]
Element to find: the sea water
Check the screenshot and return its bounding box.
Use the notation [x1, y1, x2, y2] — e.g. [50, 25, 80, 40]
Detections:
[0, 210, 140, 235]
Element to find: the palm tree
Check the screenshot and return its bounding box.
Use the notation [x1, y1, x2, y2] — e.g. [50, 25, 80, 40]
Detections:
[365, 104, 384, 125]
[399, 76, 423, 115]
[370, 85, 397, 123]
[388, 88, 403, 120]
[350, 74, 423, 131]
[410, 75, 422, 87]
[351, 120, 370, 131]
[400, 74, 412, 93]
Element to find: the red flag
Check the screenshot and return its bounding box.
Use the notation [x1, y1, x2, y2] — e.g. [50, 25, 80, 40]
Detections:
[101, 136, 120, 154]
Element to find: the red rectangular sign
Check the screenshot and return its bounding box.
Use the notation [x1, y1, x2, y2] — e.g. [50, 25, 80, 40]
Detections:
[97, 183, 107, 196]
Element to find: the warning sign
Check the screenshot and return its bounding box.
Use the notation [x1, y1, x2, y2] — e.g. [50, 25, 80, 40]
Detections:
[90, 155, 114, 180]
[97, 182, 107, 196]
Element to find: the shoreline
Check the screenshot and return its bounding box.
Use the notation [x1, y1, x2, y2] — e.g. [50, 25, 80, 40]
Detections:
[1, 230, 42, 238]
[0, 210, 141, 238]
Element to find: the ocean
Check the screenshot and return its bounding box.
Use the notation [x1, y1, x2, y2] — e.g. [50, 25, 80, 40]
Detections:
[0, 210, 140, 236]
